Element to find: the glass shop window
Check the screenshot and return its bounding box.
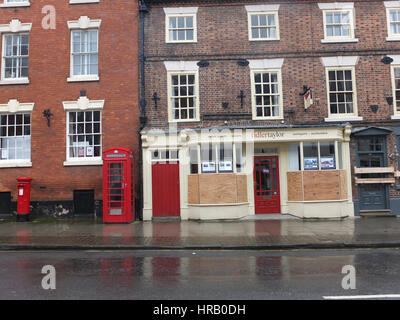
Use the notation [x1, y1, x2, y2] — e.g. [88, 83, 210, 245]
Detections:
[219, 143, 233, 173]
[189, 147, 198, 174]
[201, 143, 217, 173]
[235, 143, 245, 173]
[151, 149, 179, 162]
[320, 142, 336, 170]
[303, 142, 319, 170]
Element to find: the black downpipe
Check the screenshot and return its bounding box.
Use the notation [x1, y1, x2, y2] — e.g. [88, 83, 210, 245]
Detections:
[137, 0, 148, 221]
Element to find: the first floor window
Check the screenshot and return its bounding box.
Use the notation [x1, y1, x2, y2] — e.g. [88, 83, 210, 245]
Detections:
[249, 12, 279, 40]
[252, 70, 281, 118]
[0, 113, 31, 160]
[2, 33, 29, 79]
[67, 110, 101, 159]
[323, 9, 354, 40]
[169, 72, 198, 121]
[393, 67, 400, 114]
[71, 29, 98, 76]
[388, 9, 400, 37]
[327, 68, 355, 116]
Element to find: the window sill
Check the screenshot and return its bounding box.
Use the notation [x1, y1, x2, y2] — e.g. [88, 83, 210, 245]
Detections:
[0, 78, 29, 85]
[166, 40, 197, 44]
[69, 0, 99, 4]
[0, 2, 30, 8]
[249, 38, 280, 42]
[321, 38, 359, 43]
[0, 161, 32, 168]
[67, 75, 99, 83]
[63, 159, 103, 167]
[392, 115, 400, 120]
[324, 116, 363, 122]
[386, 37, 400, 42]
[252, 117, 284, 121]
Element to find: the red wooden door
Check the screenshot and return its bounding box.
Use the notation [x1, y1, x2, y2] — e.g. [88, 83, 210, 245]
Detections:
[254, 156, 281, 214]
[152, 162, 181, 217]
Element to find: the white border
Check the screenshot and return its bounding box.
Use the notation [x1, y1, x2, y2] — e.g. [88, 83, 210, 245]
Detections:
[0, 19, 31, 33]
[62, 96, 104, 111]
[164, 61, 199, 72]
[248, 58, 284, 69]
[67, 16, 101, 30]
[0, 99, 34, 113]
[320, 56, 359, 67]
[318, 2, 354, 10]
[245, 4, 280, 12]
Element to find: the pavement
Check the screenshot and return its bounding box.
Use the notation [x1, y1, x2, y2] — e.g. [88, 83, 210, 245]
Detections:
[0, 214, 400, 250]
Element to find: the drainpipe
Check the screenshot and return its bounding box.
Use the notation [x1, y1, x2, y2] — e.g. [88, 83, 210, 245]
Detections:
[137, 0, 149, 221]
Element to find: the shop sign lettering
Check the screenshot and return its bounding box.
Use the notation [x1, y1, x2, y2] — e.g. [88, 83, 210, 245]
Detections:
[253, 131, 285, 139]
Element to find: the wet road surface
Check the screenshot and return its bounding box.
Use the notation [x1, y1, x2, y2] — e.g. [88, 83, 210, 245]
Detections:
[0, 248, 400, 300]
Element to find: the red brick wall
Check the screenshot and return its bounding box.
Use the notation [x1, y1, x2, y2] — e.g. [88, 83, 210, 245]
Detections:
[143, 0, 400, 203]
[0, 0, 139, 203]
[144, 1, 400, 129]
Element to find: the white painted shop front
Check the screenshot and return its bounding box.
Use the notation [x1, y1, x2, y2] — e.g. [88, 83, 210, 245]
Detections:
[141, 125, 354, 220]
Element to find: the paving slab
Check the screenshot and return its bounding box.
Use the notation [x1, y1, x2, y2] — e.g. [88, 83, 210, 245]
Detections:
[0, 215, 399, 250]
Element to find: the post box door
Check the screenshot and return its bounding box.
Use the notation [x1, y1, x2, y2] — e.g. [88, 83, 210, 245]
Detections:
[106, 161, 126, 216]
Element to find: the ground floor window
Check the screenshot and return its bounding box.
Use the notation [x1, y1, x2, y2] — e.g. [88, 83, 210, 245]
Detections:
[190, 143, 245, 174]
[67, 110, 101, 159]
[289, 141, 338, 171]
[0, 113, 31, 161]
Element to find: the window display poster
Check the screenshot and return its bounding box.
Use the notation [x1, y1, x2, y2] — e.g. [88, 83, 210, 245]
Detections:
[219, 160, 233, 172]
[320, 156, 335, 169]
[86, 146, 94, 157]
[304, 157, 318, 170]
[202, 161, 216, 173]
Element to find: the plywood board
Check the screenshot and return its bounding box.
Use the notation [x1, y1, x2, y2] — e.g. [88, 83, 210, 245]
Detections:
[236, 174, 248, 203]
[287, 172, 303, 201]
[199, 174, 237, 204]
[303, 170, 340, 201]
[354, 167, 394, 174]
[188, 174, 200, 204]
[355, 177, 396, 184]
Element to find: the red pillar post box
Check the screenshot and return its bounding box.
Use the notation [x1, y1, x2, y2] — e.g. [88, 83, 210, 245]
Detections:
[16, 177, 33, 222]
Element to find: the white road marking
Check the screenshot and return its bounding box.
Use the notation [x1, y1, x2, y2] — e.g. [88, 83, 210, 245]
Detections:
[323, 294, 400, 300]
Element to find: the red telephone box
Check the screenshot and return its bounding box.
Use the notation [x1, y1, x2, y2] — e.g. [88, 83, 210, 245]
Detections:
[103, 148, 135, 223]
[16, 177, 33, 222]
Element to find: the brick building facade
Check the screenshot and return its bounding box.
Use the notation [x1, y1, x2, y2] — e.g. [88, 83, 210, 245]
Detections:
[140, 0, 400, 220]
[0, 0, 139, 217]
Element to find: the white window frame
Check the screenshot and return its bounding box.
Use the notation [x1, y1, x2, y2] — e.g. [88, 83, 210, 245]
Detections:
[245, 5, 280, 41]
[325, 66, 359, 120]
[63, 96, 104, 166]
[248, 59, 284, 121]
[319, 3, 358, 43]
[385, 2, 400, 41]
[67, 16, 101, 82]
[390, 57, 400, 119]
[250, 69, 283, 120]
[164, 61, 200, 123]
[321, 56, 362, 122]
[70, 29, 99, 81]
[164, 7, 198, 43]
[0, 19, 31, 85]
[0, 99, 33, 168]
[2, 33, 29, 82]
[167, 71, 200, 123]
[0, 0, 30, 8]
